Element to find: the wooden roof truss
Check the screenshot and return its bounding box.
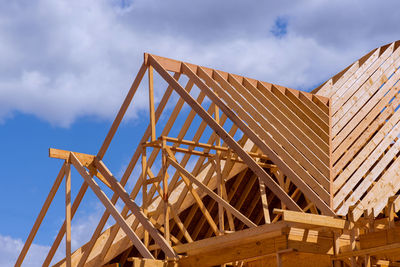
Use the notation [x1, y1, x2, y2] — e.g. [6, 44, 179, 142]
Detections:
[16, 41, 400, 266]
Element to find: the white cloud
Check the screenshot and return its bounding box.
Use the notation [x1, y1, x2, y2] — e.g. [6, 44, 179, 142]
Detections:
[0, 234, 62, 267]
[2, 202, 112, 267]
[2, 0, 400, 126]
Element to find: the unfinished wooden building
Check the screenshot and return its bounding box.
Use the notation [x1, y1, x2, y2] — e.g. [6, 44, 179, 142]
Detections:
[15, 41, 400, 266]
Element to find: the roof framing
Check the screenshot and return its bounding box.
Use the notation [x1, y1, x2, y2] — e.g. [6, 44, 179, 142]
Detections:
[16, 40, 400, 267]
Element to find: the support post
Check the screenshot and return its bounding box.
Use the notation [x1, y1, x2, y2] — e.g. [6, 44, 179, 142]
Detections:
[332, 231, 341, 267]
[161, 137, 170, 244]
[388, 196, 396, 228]
[148, 65, 156, 142]
[348, 206, 357, 267]
[214, 101, 225, 234]
[65, 162, 72, 267]
[259, 177, 271, 224]
[142, 145, 149, 247]
[365, 254, 371, 267]
[216, 156, 224, 234]
[276, 253, 282, 267]
[368, 208, 375, 232]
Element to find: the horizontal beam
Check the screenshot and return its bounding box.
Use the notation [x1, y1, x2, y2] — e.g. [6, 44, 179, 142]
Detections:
[145, 144, 276, 168]
[273, 209, 348, 229]
[49, 148, 111, 188]
[174, 221, 289, 255]
[332, 242, 400, 259]
[127, 257, 178, 267]
[149, 136, 270, 160]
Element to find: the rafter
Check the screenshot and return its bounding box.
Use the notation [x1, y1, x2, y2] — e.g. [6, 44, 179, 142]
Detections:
[18, 41, 400, 267]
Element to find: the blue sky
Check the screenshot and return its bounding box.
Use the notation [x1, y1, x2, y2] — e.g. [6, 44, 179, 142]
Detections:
[2, 0, 400, 265]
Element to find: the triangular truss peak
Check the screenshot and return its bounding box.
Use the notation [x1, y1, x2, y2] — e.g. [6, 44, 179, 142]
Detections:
[16, 41, 400, 267]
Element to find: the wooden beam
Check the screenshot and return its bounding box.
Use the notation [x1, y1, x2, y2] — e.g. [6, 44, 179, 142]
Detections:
[65, 163, 72, 267]
[127, 257, 178, 267]
[144, 144, 275, 168]
[147, 53, 302, 212]
[166, 147, 256, 228]
[146, 54, 329, 103]
[43, 179, 88, 267]
[83, 81, 211, 265]
[49, 148, 111, 189]
[332, 242, 400, 259]
[70, 153, 154, 259]
[141, 146, 149, 247]
[97, 62, 147, 159]
[221, 72, 329, 180]
[165, 155, 221, 236]
[179, 120, 240, 241]
[161, 138, 170, 244]
[149, 136, 270, 160]
[170, 205, 193, 243]
[148, 65, 156, 141]
[119, 246, 134, 266]
[95, 159, 178, 259]
[200, 67, 329, 205]
[191, 63, 332, 211]
[174, 221, 288, 254]
[75, 72, 182, 266]
[259, 178, 271, 224]
[273, 209, 348, 229]
[15, 163, 66, 267]
[176, 223, 289, 266]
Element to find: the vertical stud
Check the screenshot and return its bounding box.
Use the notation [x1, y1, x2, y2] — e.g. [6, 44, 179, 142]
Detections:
[148, 65, 156, 142]
[141, 145, 149, 247]
[162, 137, 170, 244]
[65, 162, 72, 267]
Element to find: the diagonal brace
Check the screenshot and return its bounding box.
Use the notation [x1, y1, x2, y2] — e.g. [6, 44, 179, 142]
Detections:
[165, 147, 257, 228]
[70, 153, 154, 259]
[95, 158, 178, 259]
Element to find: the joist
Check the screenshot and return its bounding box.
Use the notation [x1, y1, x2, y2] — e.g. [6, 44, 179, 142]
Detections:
[146, 136, 271, 160]
[145, 142, 275, 168]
